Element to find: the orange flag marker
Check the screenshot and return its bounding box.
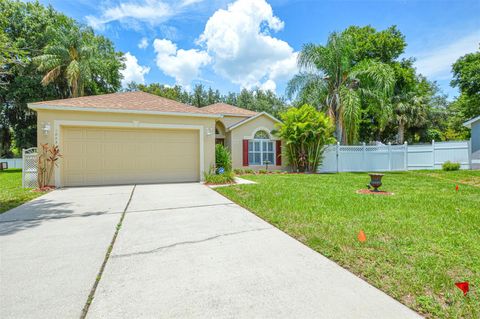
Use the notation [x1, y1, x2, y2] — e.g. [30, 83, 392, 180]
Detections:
[358, 230, 367, 242]
[455, 282, 469, 295]
[455, 185, 459, 192]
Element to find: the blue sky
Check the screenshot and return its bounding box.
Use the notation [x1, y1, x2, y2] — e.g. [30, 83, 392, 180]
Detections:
[35, 0, 480, 99]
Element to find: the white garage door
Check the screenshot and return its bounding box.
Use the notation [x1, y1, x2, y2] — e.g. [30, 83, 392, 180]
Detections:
[62, 126, 199, 186]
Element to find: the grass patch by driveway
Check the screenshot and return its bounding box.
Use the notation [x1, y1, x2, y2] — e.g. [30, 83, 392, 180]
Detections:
[0, 169, 43, 214]
[216, 171, 480, 318]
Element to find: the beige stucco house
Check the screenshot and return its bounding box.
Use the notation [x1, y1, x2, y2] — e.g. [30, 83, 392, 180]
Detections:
[28, 91, 283, 187]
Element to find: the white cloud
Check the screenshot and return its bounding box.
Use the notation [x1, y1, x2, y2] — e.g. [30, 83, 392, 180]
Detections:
[197, 0, 297, 90]
[121, 52, 150, 87]
[259, 79, 277, 92]
[86, 0, 202, 30]
[153, 38, 211, 88]
[414, 32, 480, 80]
[138, 37, 149, 49]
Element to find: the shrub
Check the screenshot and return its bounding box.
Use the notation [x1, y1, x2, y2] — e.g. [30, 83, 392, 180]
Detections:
[442, 161, 460, 171]
[37, 144, 62, 188]
[203, 170, 235, 184]
[244, 168, 255, 174]
[233, 168, 245, 175]
[215, 144, 232, 172]
[258, 169, 268, 174]
[273, 104, 335, 173]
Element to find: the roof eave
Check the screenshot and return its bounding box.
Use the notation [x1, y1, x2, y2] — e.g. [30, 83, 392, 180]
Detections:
[227, 112, 281, 131]
[28, 103, 223, 119]
[463, 115, 480, 128]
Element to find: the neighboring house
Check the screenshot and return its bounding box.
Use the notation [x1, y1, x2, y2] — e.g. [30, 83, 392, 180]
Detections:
[463, 115, 480, 169]
[28, 92, 283, 187]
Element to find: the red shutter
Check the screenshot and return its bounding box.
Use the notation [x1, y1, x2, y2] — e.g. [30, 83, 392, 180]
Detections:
[276, 140, 282, 166]
[243, 140, 249, 166]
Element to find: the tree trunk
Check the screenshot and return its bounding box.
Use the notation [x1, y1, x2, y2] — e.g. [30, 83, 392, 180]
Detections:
[335, 118, 344, 145]
[397, 122, 405, 144]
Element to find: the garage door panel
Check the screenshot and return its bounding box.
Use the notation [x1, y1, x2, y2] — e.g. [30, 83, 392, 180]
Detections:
[64, 158, 85, 170]
[85, 142, 102, 155]
[85, 158, 103, 170]
[64, 141, 85, 155]
[64, 127, 84, 139]
[62, 127, 199, 186]
[85, 129, 105, 140]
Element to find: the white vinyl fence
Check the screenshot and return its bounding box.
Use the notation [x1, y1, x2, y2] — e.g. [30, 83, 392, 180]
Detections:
[0, 158, 23, 169]
[318, 140, 471, 173]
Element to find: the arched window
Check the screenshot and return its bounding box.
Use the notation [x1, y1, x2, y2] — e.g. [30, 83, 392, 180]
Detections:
[248, 130, 274, 165]
[254, 130, 269, 139]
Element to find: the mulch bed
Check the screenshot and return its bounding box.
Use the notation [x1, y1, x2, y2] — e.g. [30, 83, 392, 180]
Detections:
[32, 186, 56, 192]
[356, 189, 394, 196]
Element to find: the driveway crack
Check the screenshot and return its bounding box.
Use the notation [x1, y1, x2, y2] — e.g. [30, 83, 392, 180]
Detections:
[80, 184, 136, 319]
[112, 227, 272, 259]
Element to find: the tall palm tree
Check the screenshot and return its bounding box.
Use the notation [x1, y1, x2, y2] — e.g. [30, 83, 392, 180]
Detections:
[287, 32, 395, 144]
[34, 27, 93, 98]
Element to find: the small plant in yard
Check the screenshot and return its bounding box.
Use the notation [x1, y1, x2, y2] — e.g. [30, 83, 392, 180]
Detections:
[205, 144, 236, 184]
[37, 144, 62, 189]
[442, 161, 460, 171]
[203, 167, 235, 184]
[244, 168, 255, 174]
[215, 144, 232, 173]
[258, 169, 268, 174]
[233, 168, 245, 175]
[273, 104, 335, 173]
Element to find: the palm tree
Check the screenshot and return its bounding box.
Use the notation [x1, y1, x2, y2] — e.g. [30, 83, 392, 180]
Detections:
[287, 32, 395, 144]
[34, 27, 93, 98]
[392, 92, 427, 144]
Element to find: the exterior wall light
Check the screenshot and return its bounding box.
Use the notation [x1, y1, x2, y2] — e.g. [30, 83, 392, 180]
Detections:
[42, 122, 51, 136]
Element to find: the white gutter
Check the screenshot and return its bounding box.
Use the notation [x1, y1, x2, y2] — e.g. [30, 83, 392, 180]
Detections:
[463, 115, 480, 128]
[28, 103, 223, 119]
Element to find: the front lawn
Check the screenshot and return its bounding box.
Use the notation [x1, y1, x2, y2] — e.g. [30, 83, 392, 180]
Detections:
[216, 171, 480, 318]
[0, 169, 43, 214]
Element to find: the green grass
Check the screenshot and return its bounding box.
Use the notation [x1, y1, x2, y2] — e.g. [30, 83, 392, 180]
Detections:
[0, 169, 43, 214]
[216, 171, 480, 318]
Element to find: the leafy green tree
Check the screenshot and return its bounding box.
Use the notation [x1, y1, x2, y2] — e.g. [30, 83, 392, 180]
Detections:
[450, 47, 480, 126]
[0, 0, 124, 153]
[343, 25, 406, 64]
[130, 82, 288, 117]
[342, 26, 449, 144]
[273, 104, 335, 173]
[287, 32, 395, 144]
[236, 88, 287, 117]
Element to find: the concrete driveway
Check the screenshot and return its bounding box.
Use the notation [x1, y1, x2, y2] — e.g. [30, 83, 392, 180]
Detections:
[0, 183, 421, 319]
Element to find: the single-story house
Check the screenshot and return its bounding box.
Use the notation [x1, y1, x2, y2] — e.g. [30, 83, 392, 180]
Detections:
[463, 115, 480, 169]
[28, 91, 283, 187]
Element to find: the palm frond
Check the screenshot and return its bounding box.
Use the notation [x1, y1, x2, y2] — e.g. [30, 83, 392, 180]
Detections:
[41, 65, 62, 86]
[339, 86, 361, 144]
